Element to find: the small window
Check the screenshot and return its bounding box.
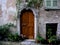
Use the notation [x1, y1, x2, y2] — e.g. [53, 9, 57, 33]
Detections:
[46, 0, 51, 7]
[53, 0, 57, 6]
[45, 0, 58, 9]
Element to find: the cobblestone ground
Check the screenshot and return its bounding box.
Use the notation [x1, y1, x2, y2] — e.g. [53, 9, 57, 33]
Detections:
[0, 41, 41, 45]
[0, 39, 42, 45]
[21, 43, 40, 45]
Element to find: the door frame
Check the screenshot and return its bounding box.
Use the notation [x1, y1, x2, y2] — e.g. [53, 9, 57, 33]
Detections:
[17, 8, 39, 39]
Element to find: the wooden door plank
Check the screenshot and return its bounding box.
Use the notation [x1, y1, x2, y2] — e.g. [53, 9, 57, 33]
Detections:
[20, 11, 34, 39]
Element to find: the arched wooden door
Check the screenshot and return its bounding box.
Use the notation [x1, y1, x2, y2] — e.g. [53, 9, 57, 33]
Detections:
[20, 10, 34, 39]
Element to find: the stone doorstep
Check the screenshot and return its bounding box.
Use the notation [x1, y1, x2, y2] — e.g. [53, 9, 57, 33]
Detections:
[20, 42, 40, 45]
[20, 39, 35, 44]
[20, 39, 41, 45]
[24, 39, 35, 42]
[21, 41, 34, 44]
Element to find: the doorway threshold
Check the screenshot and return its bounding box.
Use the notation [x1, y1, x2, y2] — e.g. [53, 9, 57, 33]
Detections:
[20, 39, 36, 45]
[25, 39, 35, 42]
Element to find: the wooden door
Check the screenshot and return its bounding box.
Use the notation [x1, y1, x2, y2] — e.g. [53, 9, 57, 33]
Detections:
[20, 10, 34, 39]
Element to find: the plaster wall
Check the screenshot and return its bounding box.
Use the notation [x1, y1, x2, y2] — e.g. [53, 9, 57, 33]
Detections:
[0, 0, 17, 34]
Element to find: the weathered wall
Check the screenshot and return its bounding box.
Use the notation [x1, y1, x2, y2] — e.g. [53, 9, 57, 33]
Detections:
[0, 0, 17, 34]
[0, 0, 17, 25]
[1, 0, 60, 38]
[39, 6, 60, 39]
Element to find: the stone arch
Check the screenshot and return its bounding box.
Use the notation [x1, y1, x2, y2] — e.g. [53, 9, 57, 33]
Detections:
[17, 8, 38, 39]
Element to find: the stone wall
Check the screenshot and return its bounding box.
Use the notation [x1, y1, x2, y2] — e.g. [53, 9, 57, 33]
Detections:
[0, 0, 17, 34]
[0, 0, 17, 25]
[39, 6, 60, 39]
[1, 0, 60, 39]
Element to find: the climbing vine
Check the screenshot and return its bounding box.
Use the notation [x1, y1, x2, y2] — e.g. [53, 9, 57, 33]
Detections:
[16, 0, 43, 8]
[16, 0, 21, 5]
[27, 0, 43, 8]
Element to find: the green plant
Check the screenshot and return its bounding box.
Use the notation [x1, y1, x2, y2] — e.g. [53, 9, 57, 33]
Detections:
[0, 24, 10, 38]
[8, 33, 24, 42]
[8, 33, 19, 41]
[16, 0, 21, 5]
[0, 23, 14, 40]
[36, 34, 45, 43]
[48, 35, 57, 44]
[13, 33, 21, 41]
[0, 23, 27, 41]
[47, 28, 52, 39]
[27, 0, 43, 8]
[7, 34, 14, 41]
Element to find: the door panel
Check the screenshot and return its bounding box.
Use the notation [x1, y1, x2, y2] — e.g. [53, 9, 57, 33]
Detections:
[20, 11, 34, 39]
[28, 12, 34, 39]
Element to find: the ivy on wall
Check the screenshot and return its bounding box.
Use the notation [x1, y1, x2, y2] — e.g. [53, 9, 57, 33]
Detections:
[27, 0, 43, 8]
[16, 0, 43, 8]
[16, 0, 21, 5]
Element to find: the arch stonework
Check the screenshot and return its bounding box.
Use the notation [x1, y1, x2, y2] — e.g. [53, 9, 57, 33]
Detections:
[17, 7, 39, 39]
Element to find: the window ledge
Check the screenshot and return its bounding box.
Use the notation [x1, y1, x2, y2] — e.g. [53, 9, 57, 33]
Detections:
[44, 7, 60, 10]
